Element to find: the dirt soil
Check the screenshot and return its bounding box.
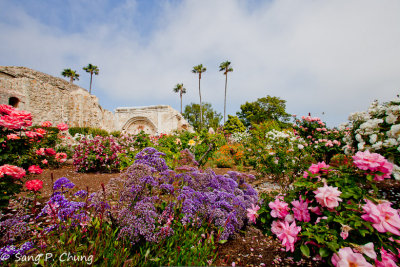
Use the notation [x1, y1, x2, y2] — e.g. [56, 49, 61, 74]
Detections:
[22, 164, 400, 267]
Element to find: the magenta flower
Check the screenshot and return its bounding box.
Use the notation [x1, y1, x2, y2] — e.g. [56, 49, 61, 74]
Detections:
[361, 199, 400, 236]
[313, 183, 342, 209]
[308, 162, 330, 174]
[331, 247, 373, 267]
[291, 198, 310, 222]
[352, 151, 393, 181]
[269, 198, 289, 219]
[274, 221, 301, 252]
[375, 248, 398, 267]
[246, 204, 260, 224]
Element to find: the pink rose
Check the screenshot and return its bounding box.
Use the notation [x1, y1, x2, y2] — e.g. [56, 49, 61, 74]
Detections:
[313, 183, 342, 209]
[291, 198, 310, 222]
[57, 123, 69, 131]
[36, 148, 45, 156]
[361, 199, 400, 236]
[28, 165, 43, 174]
[352, 151, 393, 181]
[269, 198, 289, 219]
[0, 164, 26, 179]
[375, 248, 398, 267]
[55, 152, 67, 163]
[41, 121, 52, 127]
[246, 204, 260, 224]
[331, 247, 373, 267]
[25, 179, 43, 191]
[274, 221, 301, 252]
[7, 134, 20, 140]
[44, 148, 56, 156]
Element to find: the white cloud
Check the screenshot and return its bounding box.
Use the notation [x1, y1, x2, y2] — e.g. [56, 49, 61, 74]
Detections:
[1, 0, 400, 126]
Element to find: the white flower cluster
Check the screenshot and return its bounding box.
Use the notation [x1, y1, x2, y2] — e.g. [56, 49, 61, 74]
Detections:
[230, 131, 250, 143]
[344, 97, 400, 179]
[265, 129, 306, 148]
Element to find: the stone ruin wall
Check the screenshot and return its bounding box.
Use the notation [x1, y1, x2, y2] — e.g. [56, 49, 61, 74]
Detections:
[115, 105, 193, 135]
[0, 66, 115, 132]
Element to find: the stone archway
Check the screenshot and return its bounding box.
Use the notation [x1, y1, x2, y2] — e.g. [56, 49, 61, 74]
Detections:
[122, 116, 157, 135]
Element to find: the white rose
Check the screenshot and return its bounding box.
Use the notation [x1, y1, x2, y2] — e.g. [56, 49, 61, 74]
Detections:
[372, 141, 383, 150]
[297, 144, 304, 150]
[355, 134, 363, 143]
[369, 134, 377, 144]
[392, 164, 400, 181]
[387, 124, 400, 138]
[386, 113, 397, 124]
[357, 142, 365, 150]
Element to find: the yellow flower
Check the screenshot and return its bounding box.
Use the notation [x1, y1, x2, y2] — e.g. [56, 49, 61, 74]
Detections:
[188, 139, 195, 146]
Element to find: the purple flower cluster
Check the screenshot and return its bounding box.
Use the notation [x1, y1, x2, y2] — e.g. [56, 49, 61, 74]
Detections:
[53, 177, 75, 191]
[0, 215, 30, 246]
[112, 147, 258, 244]
[134, 147, 168, 172]
[0, 241, 34, 262]
[38, 178, 87, 226]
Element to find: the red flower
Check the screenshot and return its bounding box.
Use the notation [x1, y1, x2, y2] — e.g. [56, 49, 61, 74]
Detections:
[28, 165, 43, 174]
[44, 148, 56, 156]
[41, 121, 52, 127]
[25, 179, 43, 191]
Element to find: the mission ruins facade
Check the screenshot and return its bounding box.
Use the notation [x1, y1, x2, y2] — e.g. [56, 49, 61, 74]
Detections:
[0, 66, 192, 135]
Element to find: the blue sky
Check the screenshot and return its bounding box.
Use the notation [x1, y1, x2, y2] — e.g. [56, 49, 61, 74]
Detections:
[1, 0, 400, 126]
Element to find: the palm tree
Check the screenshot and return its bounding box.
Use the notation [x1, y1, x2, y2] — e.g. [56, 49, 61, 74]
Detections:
[83, 64, 99, 94]
[192, 64, 206, 129]
[219, 60, 233, 124]
[61, 68, 80, 84]
[173, 83, 187, 114]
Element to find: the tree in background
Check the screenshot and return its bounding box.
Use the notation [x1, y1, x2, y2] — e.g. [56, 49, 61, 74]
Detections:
[192, 64, 207, 129]
[83, 64, 99, 94]
[236, 95, 291, 127]
[61, 68, 80, 84]
[219, 60, 233, 124]
[173, 83, 187, 114]
[183, 102, 222, 132]
[223, 115, 246, 134]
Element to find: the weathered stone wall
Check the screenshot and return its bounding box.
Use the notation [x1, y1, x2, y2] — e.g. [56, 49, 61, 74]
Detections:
[115, 105, 193, 135]
[0, 66, 193, 135]
[0, 66, 115, 132]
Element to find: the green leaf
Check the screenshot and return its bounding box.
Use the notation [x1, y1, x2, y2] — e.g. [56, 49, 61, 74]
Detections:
[319, 247, 330, 258]
[300, 244, 310, 257]
[218, 239, 228, 244]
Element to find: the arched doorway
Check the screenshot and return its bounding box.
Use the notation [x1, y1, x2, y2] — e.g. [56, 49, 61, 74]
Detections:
[8, 97, 20, 108]
[122, 116, 158, 135]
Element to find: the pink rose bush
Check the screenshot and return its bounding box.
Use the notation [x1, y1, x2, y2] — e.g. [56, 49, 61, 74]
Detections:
[258, 150, 399, 265]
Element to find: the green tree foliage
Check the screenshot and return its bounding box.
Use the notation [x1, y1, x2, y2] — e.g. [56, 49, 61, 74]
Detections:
[61, 68, 80, 84]
[223, 115, 245, 134]
[83, 64, 99, 94]
[183, 102, 222, 132]
[236, 95, 291, 127]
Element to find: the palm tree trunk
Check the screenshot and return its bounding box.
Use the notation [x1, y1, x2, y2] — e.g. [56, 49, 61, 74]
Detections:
[198, 74, 203, 129]
[180, 92, 183, 114]
[89, 72, 93, 94]
[70, 77, 73, 84]
[224, 73, 228, 124]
